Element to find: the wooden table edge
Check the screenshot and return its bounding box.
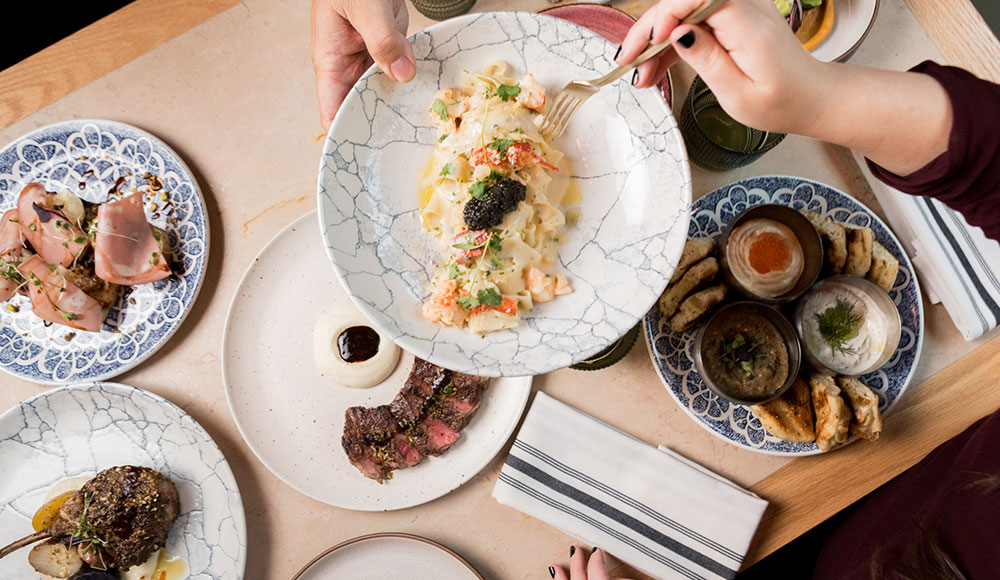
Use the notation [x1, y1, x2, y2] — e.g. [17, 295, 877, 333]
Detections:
[3, 1, 1000, 578]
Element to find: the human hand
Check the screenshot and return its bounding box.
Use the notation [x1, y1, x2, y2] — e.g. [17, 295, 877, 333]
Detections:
[616, 0, 831, 134]
[549, 546, 627, 580]
[311, 0, 416, 131]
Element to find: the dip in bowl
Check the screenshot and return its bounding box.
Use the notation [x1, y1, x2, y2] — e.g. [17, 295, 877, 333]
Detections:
[719, 205, 823, 304]
[694, 301, 802, 405]
[794, 275, 902, 376]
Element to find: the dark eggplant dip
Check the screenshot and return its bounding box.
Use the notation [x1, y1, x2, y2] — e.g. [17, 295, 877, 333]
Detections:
[701, 307, 789, 401]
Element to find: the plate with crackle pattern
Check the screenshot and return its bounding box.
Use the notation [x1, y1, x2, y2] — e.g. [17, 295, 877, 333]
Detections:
[644, 176, 923, 455]
[318, 11, 691, 377]
[0, 382, 246, 579]
[0, 120, 209, 385]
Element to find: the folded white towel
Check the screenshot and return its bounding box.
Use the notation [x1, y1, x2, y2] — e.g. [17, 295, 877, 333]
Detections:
[492, 392, 768, 580]
[855, 151, 1000, 340]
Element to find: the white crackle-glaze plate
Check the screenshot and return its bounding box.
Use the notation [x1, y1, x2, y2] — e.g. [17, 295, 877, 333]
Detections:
[644, 176, 923, 455]
[0, 382, 246, 579]
[318, 11, 691, 377]
[292, 533, 484, 580]
[222, 211, 532, 511]
[811, 0, 879, 63]
[0, 120, 209, 385]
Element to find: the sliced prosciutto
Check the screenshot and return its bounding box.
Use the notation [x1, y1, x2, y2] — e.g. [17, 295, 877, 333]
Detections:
[0, 209, 30, 301]
[17, 183, 90, 268]
[16, 255, 104, 332]
[94, 193, 170, 285]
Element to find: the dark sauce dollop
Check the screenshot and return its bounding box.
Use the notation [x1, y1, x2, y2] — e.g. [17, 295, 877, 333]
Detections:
[338, 326, 380, 363]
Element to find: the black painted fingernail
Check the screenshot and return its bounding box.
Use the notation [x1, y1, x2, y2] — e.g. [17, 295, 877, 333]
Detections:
[549, 566, 556, 578]
[678, 30, 696, 49]
[649, 29, 655, 42]
[570, 545, 576, 557]
[631, 70, 639, 86]
[592, 546, 598, 553]
[613, 44, 622, 61]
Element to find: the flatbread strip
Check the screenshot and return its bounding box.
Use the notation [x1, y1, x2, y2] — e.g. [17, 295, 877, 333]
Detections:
[658, 257, 718, 318]
[750, 376, 816, 443]
[868, 241, 899, 291]
[669, 238, 716, 285]
[810, 373, 851, 452]
[837, 377, 883, 442]
[843, 223, 874, 276]
[802, 210, 847, 275]
[669, 284, 727, 333]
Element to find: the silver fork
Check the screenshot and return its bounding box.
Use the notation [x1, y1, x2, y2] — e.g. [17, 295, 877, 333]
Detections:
[539, 0, 730, 141]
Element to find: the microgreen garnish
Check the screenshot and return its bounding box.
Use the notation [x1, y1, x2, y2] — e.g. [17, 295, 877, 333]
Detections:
[447, 263, 461, 279]
[432, 98, 449, 121]
[489, 138, 514, 156]
[722, 333, 768, 379]
[457, 287, 503, 310]
[815, 298, 864, 355]
[468, 170, 505, 200]
[496, 83, 521, 102]
[71, 493, 108, 555]
[451, 232, 505, 310]
[439, 163, 452, 177]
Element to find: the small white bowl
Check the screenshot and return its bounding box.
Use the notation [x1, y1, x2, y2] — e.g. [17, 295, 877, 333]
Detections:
[809, 0, 880, 63]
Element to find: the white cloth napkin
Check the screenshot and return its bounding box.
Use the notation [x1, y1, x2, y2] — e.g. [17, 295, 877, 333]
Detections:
[492, 392, 768, 580]
[854, 151, 1000, 340]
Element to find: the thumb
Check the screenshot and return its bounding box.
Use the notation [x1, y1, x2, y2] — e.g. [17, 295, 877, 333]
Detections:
[670, 25, 749, 98]
[348, 5, 416, 82]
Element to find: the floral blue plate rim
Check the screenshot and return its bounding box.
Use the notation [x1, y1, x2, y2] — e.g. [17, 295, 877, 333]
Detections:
[644, 175, 924, 456]
[0, 119, 209, 385]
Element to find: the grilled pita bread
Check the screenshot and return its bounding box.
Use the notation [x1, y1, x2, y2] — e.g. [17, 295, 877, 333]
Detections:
[669, 284, 728, 333]
[810, 373, 851, 452]
[750, 376, 815, 443]
[867, 241, 899, 291]
[658, 257, 718, 318]
[842, 224, 874, 276]
[669, 238, 716, 285]
[802, 210, 847, 275]
[837, 377, 883, 442]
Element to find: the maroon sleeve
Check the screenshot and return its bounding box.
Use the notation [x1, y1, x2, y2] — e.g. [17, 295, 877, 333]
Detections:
[866, 61, 1000, 241]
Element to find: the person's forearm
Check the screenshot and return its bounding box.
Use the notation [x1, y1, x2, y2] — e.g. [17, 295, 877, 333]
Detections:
[801, 62, 953, 176]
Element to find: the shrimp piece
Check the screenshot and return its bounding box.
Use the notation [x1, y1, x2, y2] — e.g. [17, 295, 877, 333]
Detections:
[554, 274, 573, 296]
[429, 88, 470, 134]
[423, 280, 466, 326]
[524, 266, 557, 303]
[516, 74, 546, 111]
[506, 142, 558, 171]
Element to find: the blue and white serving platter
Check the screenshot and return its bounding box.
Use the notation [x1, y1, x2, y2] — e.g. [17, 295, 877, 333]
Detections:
[0, 120, 209, 385]
[319, 11, 691, 377]
[0, 382, 246, 579]
[644, 176, 924, 456]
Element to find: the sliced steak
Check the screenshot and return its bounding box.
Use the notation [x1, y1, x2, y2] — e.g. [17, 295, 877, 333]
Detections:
[407, 417, 461, 456]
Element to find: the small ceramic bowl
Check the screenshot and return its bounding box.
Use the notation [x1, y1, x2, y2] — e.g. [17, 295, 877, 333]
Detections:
[794, 275, 902, 377]
[693, 301, 802, 406]
[719, 204, 824, 304]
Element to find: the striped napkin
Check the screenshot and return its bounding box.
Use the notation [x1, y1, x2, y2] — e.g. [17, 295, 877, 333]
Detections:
[855, 152, 1000, 340]
[492, 392, 768, 580]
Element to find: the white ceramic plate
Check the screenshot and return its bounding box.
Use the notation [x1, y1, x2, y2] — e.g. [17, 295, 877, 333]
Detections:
[0, 382, 246, 579]
[222, 211, 532, 511]
[292, 533, 483, 580]
[0, 120, 209, 384]
[811, 0, 879, 62]
[318, 11, 691, 377]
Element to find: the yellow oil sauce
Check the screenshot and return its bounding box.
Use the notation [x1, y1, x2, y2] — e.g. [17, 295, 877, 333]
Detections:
[155, 548, 186, 580]
[562, 179, 582, 206]
[418, 156, 437, 210]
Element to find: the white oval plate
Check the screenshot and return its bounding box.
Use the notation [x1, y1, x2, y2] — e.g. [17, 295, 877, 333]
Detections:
[292, 533, 483, 580]
[812, 0, 879, 63]
[0, 382, 246, 579]
[644, 176, 923, 455]
[0, 120, 209, 384]
[222, 211, 532, 511]
[318, 11, 691, 377]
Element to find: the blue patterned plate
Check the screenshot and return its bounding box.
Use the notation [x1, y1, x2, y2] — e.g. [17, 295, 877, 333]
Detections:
[0, 120, 209, 384]
[644, 176, 924, 455]
[319, 11, 690, 377]
[0, 382, 246, 579]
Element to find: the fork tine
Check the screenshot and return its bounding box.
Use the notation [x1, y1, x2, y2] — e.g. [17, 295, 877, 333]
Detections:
[540, 93, 571, 137]
[541, 93, 578, 140]
[547, 95, 582, 140]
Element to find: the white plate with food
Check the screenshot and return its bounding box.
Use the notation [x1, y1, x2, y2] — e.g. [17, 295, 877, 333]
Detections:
[291, 533, 483, 580]
[222, 211, 532, 511]
[776, 0, 879, 62]
[318, 11, 691, 377]
[645, 176, 923, 455]
[0, 382, 246, 579]
[0, 120, 209, 385]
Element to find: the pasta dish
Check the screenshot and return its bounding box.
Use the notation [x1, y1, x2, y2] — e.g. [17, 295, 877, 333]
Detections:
[420, 63, 573, 334]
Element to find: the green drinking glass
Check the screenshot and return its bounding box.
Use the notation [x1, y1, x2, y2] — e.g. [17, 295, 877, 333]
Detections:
[411, 0, 477, 21]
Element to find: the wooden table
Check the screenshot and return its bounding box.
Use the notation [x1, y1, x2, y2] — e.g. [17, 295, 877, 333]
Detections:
[1, 1, 999, 579]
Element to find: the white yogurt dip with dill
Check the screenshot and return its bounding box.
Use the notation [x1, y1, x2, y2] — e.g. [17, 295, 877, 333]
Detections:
[800, 282, 889, 375]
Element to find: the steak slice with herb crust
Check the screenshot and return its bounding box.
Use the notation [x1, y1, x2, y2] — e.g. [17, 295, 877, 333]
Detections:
[342, 358, 489, 482]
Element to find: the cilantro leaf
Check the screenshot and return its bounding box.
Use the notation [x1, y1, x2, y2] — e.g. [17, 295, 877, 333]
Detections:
[457, 295, 480, 310]
[432, 98, 449, 121]
[496, 83, 521, 102]
[439, 163, 452, 177]
[488, 232, 503, 253]
[448, 263, 461, 279]
[489, 138, 514, 156]
[477, 287, 503, 307]
[469, 181, 488, 200]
